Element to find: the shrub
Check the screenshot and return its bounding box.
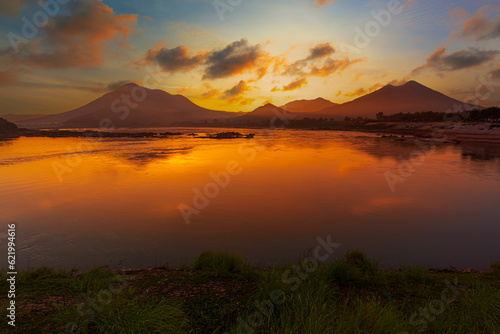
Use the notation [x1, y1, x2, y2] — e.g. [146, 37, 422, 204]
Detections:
[328, 249, 381, 287]
[490, 259, 500, 272]
[399, 265, 433, 284]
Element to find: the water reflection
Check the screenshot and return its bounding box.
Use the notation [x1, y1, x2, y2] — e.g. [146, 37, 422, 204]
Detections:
[461, 144, 500, 161]
[118, 147, 193, 166]
[0, 129, 499, 271]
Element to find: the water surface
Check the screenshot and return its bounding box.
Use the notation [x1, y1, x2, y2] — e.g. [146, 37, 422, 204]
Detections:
[1, 128, 499, 270]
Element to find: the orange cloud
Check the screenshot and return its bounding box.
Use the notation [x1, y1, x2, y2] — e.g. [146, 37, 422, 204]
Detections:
[220, 80, 254, 105]
[344, 78, 407, 98]
[202, 88, 220, 99]
[310, 57, 364, 77]
[2, 0, 137, 69]
[282, 78, 308, 91]
[310, 0, 336, 8]
[282, 43, 363, 77]
[344, 83, 383, 97]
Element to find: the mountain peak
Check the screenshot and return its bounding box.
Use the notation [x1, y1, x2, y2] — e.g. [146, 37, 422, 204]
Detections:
[281, 97, 337, 113]
[403, 80, 422, 87]
[115, 82, 141, 91]
[320, 80, 479, 118]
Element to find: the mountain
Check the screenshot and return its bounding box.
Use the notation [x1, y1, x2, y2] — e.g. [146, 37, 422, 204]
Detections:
[0, 114, 47, 123]
[320, 81, 480, 119]
[281, 98, 337, 113]
[16, 83, 239, 128]
[0, 118, 18, 131]
[238, 103, 295, 122]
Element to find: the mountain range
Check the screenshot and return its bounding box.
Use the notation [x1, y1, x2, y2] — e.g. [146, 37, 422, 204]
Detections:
[15, 81, 480, 129]
[17, 84, 235, 128]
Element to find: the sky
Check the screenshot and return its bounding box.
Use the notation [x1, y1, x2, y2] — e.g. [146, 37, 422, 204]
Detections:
[0, 0, 499, 115]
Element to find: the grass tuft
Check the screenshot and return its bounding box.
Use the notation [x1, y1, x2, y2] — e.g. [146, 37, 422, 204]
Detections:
[328, 249, 382, 287]
[193, 250, 256, 279]
[399, 264, 433, 284]
[490, 259, 500, 272]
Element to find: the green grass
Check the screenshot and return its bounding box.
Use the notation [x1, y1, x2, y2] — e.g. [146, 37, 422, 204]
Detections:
[328, 249, 382, 287]
[2, 250, 500, 334]
[192, 250, 258, 280]
[490, 258, 500, 272]
[60, 295, 191, 334]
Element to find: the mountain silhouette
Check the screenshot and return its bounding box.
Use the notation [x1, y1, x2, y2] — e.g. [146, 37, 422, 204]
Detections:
[319, 81, 480, 118]
[17, 83, 238, 128]
[281, 98, 337, 113]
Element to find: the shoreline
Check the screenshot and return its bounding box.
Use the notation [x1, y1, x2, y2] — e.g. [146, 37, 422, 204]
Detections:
[2, 250, 499, 333]
[2, 122, 500, 144]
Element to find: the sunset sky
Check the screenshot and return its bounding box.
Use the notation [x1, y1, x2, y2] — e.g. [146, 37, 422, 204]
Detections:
[0, 0, 499, 115]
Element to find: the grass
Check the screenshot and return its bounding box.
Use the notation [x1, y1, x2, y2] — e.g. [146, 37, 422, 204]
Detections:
[328, 249, 382, 287]
[1, 250, 499, 333]
[490, 258, 500, 272]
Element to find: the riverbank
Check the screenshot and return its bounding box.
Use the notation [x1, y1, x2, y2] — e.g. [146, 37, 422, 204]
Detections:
[2, 122, 500, 145]
[311, 122, 500, 144]
[2, 250, 499, 333]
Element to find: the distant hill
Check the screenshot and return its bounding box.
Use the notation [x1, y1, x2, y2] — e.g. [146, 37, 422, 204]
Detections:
[16, 84, 239, 129]
[237, 103, 295, 122]
[12, 80, 482, 128]
[0, 118, 18, 131]
[320, 81, 480, 119]
[0, 114, 47, 122]
[281, 98, 337, 113]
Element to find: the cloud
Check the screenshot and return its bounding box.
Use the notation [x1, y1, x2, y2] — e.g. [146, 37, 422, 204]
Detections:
[273, 78, 308, 92]
[0, 0, 28, 16]
[344, 79, 407, 98]
[106, 80, 141, 91]
[221, 80, 250, 102]
[310, 57, 363, 77]
[203, 39, 269, 80]
[202, 88, 220, 99]
[307, 43, 335, 60]
[176, 86, 191, 94]
[344, 83, 383, 97]
[491, 67, 500, 81]
[1, 0, 137, 69]
[283, 78, 308, 91]
[451, 5, 500, 41]
[282, 43, 362, 77]
[309, 0, 335, 8]
[141, 43, 207, 73]
[412, 46, 498, 75]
